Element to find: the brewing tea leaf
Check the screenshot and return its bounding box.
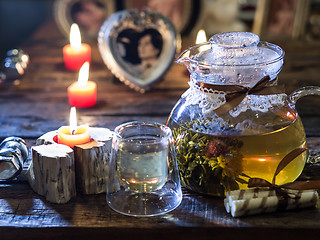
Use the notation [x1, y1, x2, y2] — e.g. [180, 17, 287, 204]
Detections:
[171, 120, 248, 196]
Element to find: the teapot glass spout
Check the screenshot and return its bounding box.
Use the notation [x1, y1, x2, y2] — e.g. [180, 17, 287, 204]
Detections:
[175, 42, 211, 73]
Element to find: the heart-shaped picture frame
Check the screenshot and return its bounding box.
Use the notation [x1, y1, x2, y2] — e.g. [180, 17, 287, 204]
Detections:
[98, 9, 179, 93]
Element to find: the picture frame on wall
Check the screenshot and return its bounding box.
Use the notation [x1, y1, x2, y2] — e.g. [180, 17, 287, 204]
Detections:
[252, 0, 311, 39]
[305, 0, 320, 40]
[122, 0, 199, 35]
[53, 0, 117, 40]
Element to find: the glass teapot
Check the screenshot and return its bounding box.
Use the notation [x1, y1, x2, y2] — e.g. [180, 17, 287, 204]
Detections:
[167, 32, 320, 197]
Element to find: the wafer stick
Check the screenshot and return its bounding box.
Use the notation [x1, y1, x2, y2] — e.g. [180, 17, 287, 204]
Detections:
[226, 188, 276, 201]
[225, 189, 318, 217]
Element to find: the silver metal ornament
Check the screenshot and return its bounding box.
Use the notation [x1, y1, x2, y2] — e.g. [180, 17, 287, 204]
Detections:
[0, 137, 28, 180]
[2, 49, 29, 82]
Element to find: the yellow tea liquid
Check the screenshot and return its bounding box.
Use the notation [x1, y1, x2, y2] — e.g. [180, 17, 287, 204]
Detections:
[169, 116, 307, 196]
[236, 117, 306, 185]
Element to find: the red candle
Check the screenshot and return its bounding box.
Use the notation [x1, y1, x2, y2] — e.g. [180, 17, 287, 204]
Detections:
[68, 62, 97, 108]
[63, 24, 91, 71]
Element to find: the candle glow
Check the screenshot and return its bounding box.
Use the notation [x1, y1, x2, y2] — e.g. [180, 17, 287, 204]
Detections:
[196, 29, 210, 52]
[69, 107, 77, 135]
[58, 107, 90, 148]
[70, 24, 82, 51]
[67, 62, 97, 108]
[77, 62, 89, 88]
[196, 29, 207, 44]
[63, 23, 91, 71]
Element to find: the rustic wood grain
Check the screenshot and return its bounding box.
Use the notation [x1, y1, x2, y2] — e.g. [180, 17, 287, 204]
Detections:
[1, 18, 320, 240]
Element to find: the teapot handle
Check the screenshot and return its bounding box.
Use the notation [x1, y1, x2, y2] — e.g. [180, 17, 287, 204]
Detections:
[289, 86, 320, 105]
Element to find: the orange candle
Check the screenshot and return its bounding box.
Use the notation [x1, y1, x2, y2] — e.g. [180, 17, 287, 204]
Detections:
[67, 62, 97, 108]
[58, 107, 90, 148]
[63, 24, 91, 71]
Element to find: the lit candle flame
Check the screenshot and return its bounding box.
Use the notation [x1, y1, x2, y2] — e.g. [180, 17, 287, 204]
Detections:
[196, 29, 207, 44]
[69, 107, 77, 135]
[70, 23, 81, 51]
[77, 62, 89, 88]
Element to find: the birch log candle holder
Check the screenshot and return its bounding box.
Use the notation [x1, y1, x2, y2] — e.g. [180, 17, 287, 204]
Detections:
[27, 127, 113, 204]
[27, 144, 76, 204]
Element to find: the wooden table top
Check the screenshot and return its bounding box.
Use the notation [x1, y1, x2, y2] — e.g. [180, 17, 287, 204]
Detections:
[1, 19, 320, 240]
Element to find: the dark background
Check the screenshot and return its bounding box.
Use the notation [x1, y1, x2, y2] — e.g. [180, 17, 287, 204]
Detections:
[0, 0, 202, 61]
[0, 0, 53, 59]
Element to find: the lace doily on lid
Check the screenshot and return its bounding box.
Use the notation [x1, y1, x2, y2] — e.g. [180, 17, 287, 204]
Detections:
[229, 94, 286, 117]
[176, 32, 287, 135]
[182, 79, 286, 119]
[182, 78, 226, 117]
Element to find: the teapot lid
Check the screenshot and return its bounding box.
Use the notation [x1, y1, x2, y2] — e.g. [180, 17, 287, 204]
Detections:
[207, 32, 282, 66]
[178, 32, 284, 86]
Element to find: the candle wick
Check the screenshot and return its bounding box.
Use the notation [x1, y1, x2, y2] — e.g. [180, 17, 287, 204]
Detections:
[71, 130, 76, 135]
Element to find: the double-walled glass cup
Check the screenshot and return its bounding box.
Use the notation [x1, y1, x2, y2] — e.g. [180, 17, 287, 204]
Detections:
[107, 121, 182, 217]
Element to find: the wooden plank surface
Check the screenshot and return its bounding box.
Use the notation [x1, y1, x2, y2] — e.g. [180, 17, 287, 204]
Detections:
[1, 19, 320, 240]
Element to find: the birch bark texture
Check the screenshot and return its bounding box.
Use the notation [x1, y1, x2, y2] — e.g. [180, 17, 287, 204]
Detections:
[27, 127, 113, 203]
[27, 143, 76, 204]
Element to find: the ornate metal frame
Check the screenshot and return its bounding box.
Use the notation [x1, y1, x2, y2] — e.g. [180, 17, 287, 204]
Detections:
[98, 9, 179, 93]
